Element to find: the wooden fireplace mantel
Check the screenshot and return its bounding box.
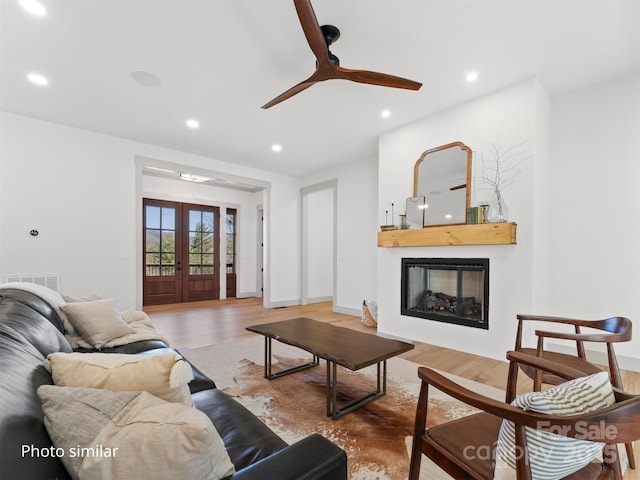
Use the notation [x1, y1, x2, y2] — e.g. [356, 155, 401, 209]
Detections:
[377, 222, 517, 247]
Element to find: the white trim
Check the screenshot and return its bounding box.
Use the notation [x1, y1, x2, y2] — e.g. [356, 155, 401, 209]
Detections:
[306, 295, 333, 304]
[136, 155, 270, 192]
[256, 206, 264, 299]
[237, 291, 259, 299]
[267, 298, 302, 309]
[219, 206, 227, 300]
[333, 305, 361, 317]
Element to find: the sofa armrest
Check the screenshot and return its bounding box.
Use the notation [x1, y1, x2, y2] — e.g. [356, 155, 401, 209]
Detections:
[73, 339, 170, 354]
[230, 433, 347, 480]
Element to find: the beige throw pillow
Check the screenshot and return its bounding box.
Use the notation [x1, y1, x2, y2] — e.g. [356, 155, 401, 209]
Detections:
[45, 351, 194, 407]
[60, 299, 135, 348]
[38, 385, 235, 480]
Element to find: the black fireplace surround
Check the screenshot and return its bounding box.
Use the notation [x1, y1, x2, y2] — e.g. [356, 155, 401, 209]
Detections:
[401, 258, 489, 329]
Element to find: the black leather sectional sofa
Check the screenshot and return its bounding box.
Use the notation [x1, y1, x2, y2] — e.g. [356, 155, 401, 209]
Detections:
[0, 288, 347, 479]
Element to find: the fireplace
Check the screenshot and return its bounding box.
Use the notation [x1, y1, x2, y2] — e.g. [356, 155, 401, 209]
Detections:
[401, 258, 489, 329]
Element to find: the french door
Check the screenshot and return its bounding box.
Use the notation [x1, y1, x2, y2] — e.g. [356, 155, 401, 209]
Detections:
[143, 199, 220, 305]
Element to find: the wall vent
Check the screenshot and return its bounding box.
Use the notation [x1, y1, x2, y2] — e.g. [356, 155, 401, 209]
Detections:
[2, 274, 61, 293]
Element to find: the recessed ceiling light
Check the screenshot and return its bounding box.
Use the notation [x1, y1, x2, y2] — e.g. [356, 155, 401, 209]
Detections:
[271, 144, 283, 152]
[381, 109, 391, 119]
[466, 71, 478, 83]
[27, 73, 48, 86]
[445, 214, 453, 219]
[19, 0, 46, 16]
[186, 119, 200, 129]
[131, 70, 162, 87]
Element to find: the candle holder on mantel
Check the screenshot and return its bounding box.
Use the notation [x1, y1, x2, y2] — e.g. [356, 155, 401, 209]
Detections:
[380, 205, 397, 231]
[399, 213, 409, 230]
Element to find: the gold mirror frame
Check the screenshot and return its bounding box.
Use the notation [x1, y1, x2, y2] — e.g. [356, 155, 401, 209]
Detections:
[413, 141, 472, 227]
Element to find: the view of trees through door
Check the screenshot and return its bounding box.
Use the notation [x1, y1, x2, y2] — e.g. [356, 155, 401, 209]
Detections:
[225, 208, 237, 298]
[143, 199, 220, 305]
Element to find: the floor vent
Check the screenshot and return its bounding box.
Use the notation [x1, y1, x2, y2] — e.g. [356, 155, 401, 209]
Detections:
[2, 274, 61, 292]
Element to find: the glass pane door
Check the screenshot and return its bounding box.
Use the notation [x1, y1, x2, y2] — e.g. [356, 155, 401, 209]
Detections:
[182, 204, 219, 302]
[143, 200, 181, 305]
[143, 200, 220, 305]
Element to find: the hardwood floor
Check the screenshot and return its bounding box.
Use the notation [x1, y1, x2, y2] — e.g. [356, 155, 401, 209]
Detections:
[145, 297, 639, 478]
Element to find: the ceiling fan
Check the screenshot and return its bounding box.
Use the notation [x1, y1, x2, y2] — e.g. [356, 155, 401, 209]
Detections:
[261, 0, 422, 109]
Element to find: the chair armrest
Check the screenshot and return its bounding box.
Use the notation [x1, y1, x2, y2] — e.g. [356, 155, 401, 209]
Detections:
[517, 314, 589, 325]
[514, 314, 587, 351]
[417, 366, 534, 426]
[419, 351, 593, 425]
[517, 315, 631, 345]
[230, 433, 347, 480]
[534, 329, 615, 343]
[506, 351, 590, 379]
[417, 362, 640, 442]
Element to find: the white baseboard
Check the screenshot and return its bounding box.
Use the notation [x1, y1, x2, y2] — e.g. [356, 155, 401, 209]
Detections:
[333, 305, 361, 317]
[265, 298, 301, 309]
[306, 295, 333, 304]
[236, 291, 258, 299]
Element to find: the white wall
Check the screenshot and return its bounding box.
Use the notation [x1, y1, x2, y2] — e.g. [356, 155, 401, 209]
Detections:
[546, 72, 640, 367]
[302, 187, 334, 302]
[302, 156, 379, 316]
[375, 73, 640, 371]
[377, 78, 549, 361]
[3, 73, 636, 369]
[0, 112, 301, 310]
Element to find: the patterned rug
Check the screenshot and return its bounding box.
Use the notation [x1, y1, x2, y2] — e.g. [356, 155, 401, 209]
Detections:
[180, 336, 504, 480]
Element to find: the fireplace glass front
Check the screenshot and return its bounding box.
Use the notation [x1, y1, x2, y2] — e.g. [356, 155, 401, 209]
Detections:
[401, 258, 489, 329]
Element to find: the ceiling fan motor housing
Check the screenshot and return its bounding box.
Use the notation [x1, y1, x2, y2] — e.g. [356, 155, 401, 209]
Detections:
[321, 25, 340, 45]
[321, 25, 341, 65]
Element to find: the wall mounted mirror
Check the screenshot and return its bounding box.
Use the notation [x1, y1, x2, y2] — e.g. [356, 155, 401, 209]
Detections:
[413, 141, 472, 226]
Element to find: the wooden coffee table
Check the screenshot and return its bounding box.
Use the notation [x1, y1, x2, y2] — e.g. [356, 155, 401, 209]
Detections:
[246, 317, 414, 419]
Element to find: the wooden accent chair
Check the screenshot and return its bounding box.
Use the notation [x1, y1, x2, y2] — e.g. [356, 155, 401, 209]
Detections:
[409, 351, 640, 480]
[509, 315, 634, 468]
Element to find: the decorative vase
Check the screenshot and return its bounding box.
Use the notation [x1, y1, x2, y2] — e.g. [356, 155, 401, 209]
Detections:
[486, 192, 509, 223]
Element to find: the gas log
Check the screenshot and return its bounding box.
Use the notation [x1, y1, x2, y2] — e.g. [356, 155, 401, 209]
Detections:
[418, 290, 481, 317]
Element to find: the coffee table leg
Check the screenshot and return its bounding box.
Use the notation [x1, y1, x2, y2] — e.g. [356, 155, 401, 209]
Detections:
[264, 336, 271, 378]
[327, 361, 333, 417]
[327, 360, 388, 419]
[263, 336, 320, 380]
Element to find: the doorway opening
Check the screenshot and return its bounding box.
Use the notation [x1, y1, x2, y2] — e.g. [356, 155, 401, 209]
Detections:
[301, 180, 337, 306]
[143, 198, 220, 306]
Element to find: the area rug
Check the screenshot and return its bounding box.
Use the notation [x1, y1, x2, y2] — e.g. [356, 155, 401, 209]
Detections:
[180, 337, 505, 480]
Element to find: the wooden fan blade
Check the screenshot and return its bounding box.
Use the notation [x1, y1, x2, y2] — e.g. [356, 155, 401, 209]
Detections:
[336, 66, 422, 90]
[261, 0, 421, 108]
[294, 0, 331, 66]
[261, 76, 318, 109]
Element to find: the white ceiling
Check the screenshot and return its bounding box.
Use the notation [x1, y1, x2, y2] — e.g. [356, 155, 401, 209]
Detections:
[2, 0, 639, 177]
